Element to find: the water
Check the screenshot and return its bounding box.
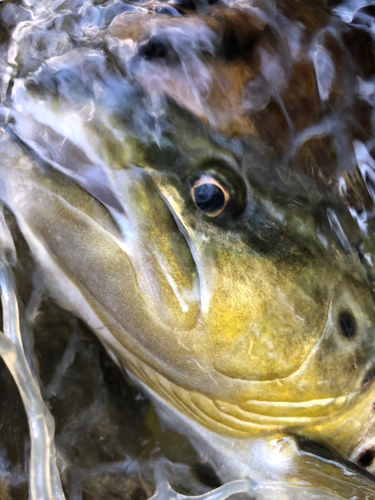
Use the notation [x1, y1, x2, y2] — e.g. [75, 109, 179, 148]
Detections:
[0, 0, 375, 498]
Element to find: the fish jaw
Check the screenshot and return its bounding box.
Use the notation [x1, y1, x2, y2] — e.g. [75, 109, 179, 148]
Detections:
[131, 369, 375, 499]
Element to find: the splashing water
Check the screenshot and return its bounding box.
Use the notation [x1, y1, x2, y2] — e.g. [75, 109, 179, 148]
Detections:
[0, 211, 64, 500]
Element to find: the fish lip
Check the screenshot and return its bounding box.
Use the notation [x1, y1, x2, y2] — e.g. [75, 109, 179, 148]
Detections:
[124, 351, 360, 433]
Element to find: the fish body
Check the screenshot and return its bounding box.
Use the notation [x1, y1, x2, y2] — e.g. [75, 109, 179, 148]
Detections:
[1, 0, 375, 497]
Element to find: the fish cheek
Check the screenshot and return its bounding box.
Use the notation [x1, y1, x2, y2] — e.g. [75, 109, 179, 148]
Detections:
[311, 278, 375, 397]
[203, 249, 330, 381]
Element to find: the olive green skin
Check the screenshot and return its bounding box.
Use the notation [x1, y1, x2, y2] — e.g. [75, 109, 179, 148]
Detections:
[1, 99, 375, 496]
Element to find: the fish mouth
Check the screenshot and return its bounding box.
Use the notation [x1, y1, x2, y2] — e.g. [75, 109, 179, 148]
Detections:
[124, 347, 362, 437]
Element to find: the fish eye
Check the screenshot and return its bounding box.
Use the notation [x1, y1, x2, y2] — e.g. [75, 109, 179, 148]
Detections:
[191, 176, 230, 217]
[338, 310, 357, 339]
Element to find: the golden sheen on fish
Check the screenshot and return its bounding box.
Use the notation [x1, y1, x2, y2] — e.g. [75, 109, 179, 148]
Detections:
[2, 0, 375, 498]
[1, 102, 375, 497]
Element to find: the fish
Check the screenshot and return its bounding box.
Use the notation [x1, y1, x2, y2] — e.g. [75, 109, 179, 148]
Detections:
[2, 0, 375, 498]
[1, 100, 375, 498]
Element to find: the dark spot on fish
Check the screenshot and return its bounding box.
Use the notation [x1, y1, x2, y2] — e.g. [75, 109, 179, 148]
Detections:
[362, 368, 375, 389]
[138, 36, 169, 59]
[194, 462, 222, 489]
[338, 311, 357, 339]
[357, 447, 375, 468]
[371, 401, 375, 413]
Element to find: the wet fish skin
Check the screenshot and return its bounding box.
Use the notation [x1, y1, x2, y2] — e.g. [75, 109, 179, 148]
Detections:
[1, 96, 375, 498]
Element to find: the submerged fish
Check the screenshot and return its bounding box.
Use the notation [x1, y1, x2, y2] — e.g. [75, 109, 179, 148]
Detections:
[2, 0, 375, 498]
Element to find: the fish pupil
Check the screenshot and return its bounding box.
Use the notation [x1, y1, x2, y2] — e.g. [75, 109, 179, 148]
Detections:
[338, 311, 357, 338]
[194, 183, 225, 213]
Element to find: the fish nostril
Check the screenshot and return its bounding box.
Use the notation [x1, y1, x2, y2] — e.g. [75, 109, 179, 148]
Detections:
[338, 310, 357, 339]
[357, 447, 375, 468]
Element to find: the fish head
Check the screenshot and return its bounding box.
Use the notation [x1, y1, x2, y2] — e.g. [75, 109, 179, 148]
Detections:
[2, 99, 375, 470]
